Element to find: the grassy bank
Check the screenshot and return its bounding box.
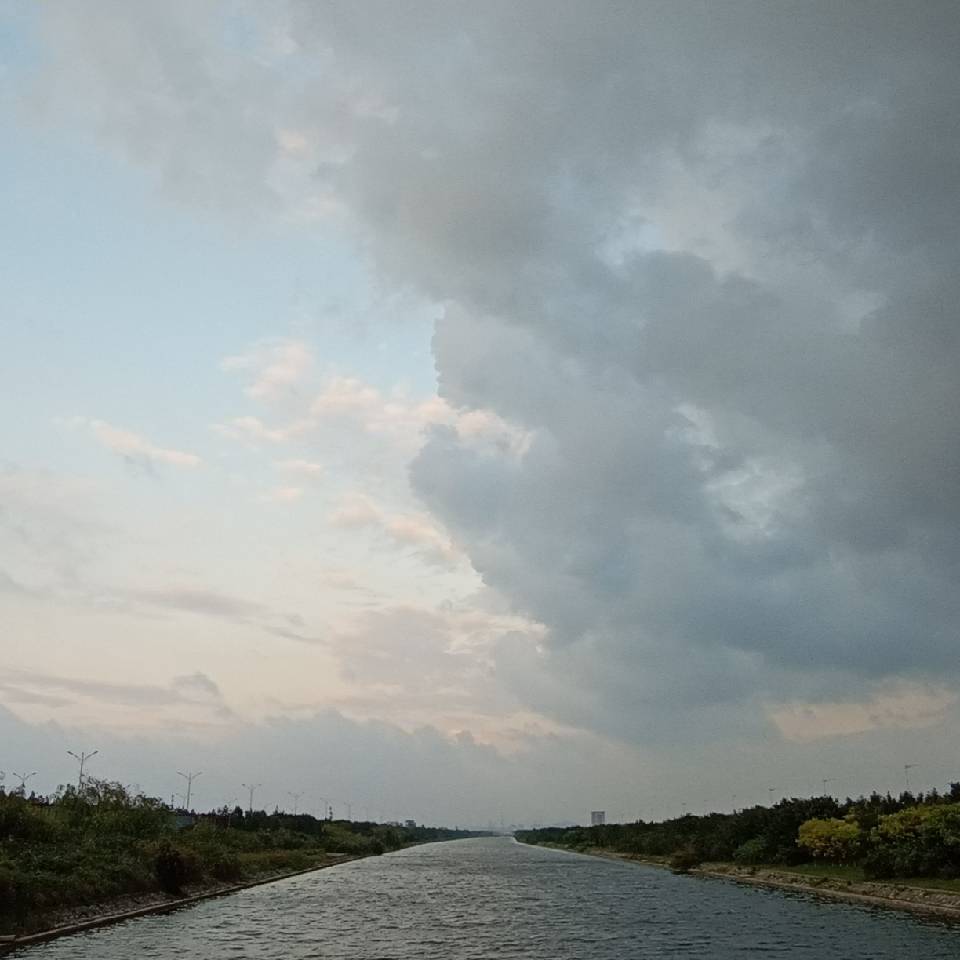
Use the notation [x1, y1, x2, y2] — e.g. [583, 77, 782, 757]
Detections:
[528, 844, 960, 920]
[517, 785, 960, 917]
[0, 780, 481, 936]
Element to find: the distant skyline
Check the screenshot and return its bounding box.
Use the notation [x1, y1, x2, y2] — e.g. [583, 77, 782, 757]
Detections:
[2, 2, 959, 825]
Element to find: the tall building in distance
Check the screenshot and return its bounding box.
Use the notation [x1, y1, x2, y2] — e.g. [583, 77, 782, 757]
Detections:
[590, 810, 606, 826]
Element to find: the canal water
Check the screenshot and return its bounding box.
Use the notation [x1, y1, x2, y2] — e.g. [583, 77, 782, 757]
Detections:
[15, 837, 960, 958]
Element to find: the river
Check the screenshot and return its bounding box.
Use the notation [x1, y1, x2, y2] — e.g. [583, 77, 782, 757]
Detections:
[14, 837, 960, 958]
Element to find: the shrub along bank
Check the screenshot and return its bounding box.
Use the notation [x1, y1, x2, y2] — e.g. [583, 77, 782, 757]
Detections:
[516, 783, 960, 882]
[0, 780, 481, 934]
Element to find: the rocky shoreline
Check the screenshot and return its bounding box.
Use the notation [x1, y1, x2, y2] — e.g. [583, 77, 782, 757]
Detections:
[578, 847, 960, 922]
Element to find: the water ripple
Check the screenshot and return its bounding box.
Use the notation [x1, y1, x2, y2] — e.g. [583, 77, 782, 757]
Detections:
[15, 838, 960, 959]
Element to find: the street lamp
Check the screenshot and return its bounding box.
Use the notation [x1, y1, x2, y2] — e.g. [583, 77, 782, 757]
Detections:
[177, 771, 202, 810]
[11, 771, 36, 794]
[904, 764, 917, 792]
[67, 749, 98, 789]
[242, 782, 262, 814]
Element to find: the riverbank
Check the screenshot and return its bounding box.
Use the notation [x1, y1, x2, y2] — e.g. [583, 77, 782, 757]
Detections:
[0, 784, 487, 942]
[0, 853, 358, 954]
[563, 846, 960, 921]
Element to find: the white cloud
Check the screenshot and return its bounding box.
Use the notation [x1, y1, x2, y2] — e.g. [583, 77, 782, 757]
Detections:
[217, 360, 530, 463]
[384, 515, 460, 568]
[275, 458, 324, 478]
[329, 493, 461, 569]
[328, 492, 384, 528]
[258, 485, 304, 503]
[769, 684, 959, 743]
[212, 415, 293, 445]
[68, 418, 201, 468]
[221, 339, 313, 400]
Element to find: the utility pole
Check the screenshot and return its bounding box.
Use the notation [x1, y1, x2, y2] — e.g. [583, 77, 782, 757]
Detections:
[822, 778, 835, 796]
[904, 764, 917, 792]
[768, 787, 777, 806]
[287, 791, 302, 815]
[177, 771, 202, 810]
[242, 782, 262, 814]
[11, 771, 37, 794]
[345, 801, 352, 821]
[67, 749, 98, 789]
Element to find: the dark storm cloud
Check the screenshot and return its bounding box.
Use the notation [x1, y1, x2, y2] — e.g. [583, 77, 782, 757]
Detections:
[293, 2, 960, 737]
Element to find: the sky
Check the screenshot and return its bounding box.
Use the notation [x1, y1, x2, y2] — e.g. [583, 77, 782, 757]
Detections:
[2, 1, 959, 827]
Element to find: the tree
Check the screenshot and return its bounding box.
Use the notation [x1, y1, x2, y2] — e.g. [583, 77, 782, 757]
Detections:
[797, 818, 861, 864]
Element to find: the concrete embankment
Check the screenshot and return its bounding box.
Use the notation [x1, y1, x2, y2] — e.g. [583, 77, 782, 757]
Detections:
[0, 854, 359, 955]
[697, 862, 960, 921]
[541, 846, 960, 922]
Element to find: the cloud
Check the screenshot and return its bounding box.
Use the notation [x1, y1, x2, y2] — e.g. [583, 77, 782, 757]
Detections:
[0, 465, 114, 596]
[770, 684, 959, 744]
[21, 3, 960, 757]
[384, 515, 459, 568]
[214, 339, 529, 465]
[221, 339, 314, 400]
[329, 493, 461, 569]
[0, 698, 623, 824]
[131, 588, 269, 621]
[258, 485, 304, 503]
[172, 671, 224, 702]
[0, 668, 230, 714]
[328, 492, 383, 529]
[129, 587, 319, 644]
[212, 416, 292, 445]
[72, 418, 200, 469]
[275, 459, 324, 478]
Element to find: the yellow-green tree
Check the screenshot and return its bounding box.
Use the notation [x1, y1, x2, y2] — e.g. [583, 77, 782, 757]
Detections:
[797, 817, 861, 863]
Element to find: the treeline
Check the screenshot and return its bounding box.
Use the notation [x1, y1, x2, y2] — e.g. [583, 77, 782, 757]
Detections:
[516, 783, 960, 880]
[0, 779, 484, 934]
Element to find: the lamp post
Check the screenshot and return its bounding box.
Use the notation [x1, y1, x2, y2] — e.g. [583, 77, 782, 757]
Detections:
[242, 782, 262, 814]
[177, 771, 202, 810]
[67, 749, 98, 789]
[904, 764, 917, 792]
[11, 771, 36, 794]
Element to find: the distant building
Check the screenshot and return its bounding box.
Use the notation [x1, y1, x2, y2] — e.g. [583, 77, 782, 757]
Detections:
[404, 819, 417, 828]
[590, 810, 606, 826]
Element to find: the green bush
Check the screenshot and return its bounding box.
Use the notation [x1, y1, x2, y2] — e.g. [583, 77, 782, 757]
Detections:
[153, 841, 201, 894]
[0, 778, 476, 934]
[732, 837, 768, 865]
[669, 845, 701, 872]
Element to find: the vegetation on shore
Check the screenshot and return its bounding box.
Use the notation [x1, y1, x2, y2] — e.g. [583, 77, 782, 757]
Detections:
[516, 783, 960, 884]
[0, 779, 482, 935]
